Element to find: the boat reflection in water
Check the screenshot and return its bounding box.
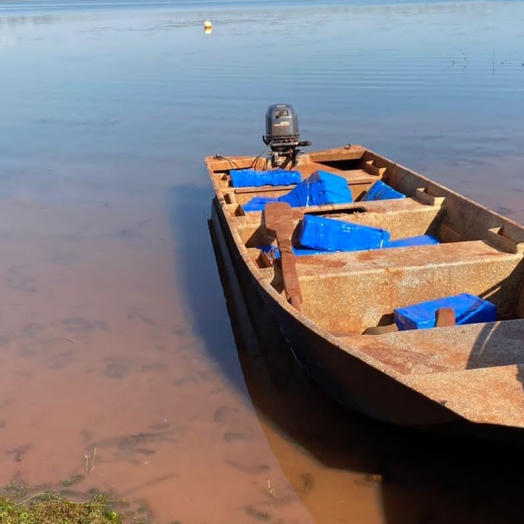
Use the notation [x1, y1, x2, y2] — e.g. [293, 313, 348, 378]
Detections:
[209, 211, 524, 524]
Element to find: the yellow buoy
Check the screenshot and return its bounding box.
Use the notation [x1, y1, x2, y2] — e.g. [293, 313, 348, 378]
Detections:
[203, 20, 212, 29]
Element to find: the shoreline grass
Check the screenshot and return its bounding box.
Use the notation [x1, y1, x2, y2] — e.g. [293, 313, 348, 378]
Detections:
[0, 478, 163, 524]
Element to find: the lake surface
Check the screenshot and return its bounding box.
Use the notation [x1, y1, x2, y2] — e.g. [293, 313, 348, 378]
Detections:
[1, 0, 524, 522]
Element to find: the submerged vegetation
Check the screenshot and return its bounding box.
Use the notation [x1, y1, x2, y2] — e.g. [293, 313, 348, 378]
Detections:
[0, 477, 161, 524]
[0, 492, 121, 524]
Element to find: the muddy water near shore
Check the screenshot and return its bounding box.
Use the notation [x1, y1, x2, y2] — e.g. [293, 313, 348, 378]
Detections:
[1, 1, 524, 523]
[0, 192, 313, 523]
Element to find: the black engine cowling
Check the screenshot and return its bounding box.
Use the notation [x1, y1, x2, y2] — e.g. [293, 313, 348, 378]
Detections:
[263, 103, 300, 147]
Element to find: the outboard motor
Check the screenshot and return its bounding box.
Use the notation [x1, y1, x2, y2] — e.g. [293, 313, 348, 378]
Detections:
[263, 103, 311, 168]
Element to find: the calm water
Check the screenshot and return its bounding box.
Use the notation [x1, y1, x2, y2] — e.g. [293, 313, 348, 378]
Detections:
[1, 0, 524, 522]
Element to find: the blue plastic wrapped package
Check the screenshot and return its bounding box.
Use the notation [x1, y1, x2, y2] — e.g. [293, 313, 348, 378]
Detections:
[259, 245, 330, 258]
[298, 214, 390, 252]
[230, 168, 301, 188]
[260, 234, 437, 255]
[278, 170, 352, 208]
[292, 247, 329, 256]
[242, 196, 279, 212]
[361, 180, 405, 201]
[386, 235, 439, 248]
[394, 293, 496, 331]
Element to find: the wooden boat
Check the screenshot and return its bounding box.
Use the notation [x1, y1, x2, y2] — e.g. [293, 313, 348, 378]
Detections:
[206, 141, 524, 434]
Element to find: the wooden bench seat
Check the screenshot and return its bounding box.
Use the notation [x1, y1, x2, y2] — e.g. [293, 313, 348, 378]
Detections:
[295, 240, 521, 278]
[236, 196, 443, 245]
[295, 241, 524, 334]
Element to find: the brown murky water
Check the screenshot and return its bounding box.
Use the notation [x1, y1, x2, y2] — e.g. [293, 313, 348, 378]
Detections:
[0, 193, 317, 523]
[1, 1, 524, 523]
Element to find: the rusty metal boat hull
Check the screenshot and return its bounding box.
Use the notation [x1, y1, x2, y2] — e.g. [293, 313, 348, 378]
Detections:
[210, 200, 453, 427]
[207, 144, 524, 432]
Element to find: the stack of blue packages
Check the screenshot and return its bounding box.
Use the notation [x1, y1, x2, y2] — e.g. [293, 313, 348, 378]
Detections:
[278, 170, 353, 207]
[298, 214, 390, 252]
[242, 169, 352, 212]
[230, 168, 301, 188]
[394, 293, 496, 331]
[386, 235, 439, 248]
[361, 180, 405, 201]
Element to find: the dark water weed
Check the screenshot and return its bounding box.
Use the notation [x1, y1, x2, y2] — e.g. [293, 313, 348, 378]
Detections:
[0, 492, 121, 524]
[62, 474, 85, 487]
[0, 488, 158, 524]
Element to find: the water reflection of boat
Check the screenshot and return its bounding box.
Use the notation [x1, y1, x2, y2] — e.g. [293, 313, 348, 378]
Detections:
[206, 116, 524, 436]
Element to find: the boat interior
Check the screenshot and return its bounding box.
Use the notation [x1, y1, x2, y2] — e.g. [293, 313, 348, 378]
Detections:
[208, 145, 524, 354]
[208, 145, 524, 427]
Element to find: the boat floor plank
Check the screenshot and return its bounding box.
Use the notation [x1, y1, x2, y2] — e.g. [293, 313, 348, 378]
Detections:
[405, 364, 524, 427]
[340, 320, 524, 375]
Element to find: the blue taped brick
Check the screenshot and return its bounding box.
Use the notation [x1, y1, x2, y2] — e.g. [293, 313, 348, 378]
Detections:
[242, 196, 279, 212]
[292, 247, 329, 256]
[260, 233, 439, 255]
[361, 180, 405, 201]
[394, 293, 496, 331]
[278, 170, 352, 207]
[298, 214, 389, 252]
[230, 168, 301, 188]
[386, 235, 439, 248]
[259, 245, 329, 258]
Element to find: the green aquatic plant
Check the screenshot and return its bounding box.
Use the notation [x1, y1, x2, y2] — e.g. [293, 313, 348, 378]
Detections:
[0, 472, 166, 524]
[0, 490, 159, 524]
[0, 492, 120, 523]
